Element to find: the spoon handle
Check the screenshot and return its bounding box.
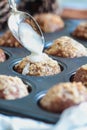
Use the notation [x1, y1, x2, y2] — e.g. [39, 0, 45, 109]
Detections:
[8, 0, 17, 11]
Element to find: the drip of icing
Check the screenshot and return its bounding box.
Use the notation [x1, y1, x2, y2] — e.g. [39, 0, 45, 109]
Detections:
[28, 53, 47, 62]
[22, 63, 30, 75]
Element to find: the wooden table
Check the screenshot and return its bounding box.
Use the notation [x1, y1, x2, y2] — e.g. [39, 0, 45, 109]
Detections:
[61, 8, 87, 19]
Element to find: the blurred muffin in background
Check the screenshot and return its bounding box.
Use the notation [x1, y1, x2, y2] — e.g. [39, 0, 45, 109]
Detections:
[18, 0, 60, 15]
[72, 22, 87, 40]
[18, 0, 63, 33]
[0, 48, 6, 62]
[40, 82, 87, 113]
[0, 31, 22, 47]
[73, 64, 87, 87]
[0, 0, 10, 30]
[45, 36, 87, 58]
[34, 13, 64, 33]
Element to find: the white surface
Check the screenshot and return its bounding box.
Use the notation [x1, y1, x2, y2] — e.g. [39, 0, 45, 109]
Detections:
[54, 102, 87, 130]
[1, 102, 87, 130]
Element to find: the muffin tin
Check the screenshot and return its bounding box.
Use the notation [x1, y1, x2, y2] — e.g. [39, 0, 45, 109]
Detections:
[0, 19, 87, 124]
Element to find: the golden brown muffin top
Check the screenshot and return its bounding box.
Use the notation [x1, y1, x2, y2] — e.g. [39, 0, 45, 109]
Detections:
[45, 36, 87, 58]
[0, 75, 28, 99]
[72, 22, 87, 39]
[15, 53, 61, 76]
[0, 31, 22, 47]
[41, 82, 87, 104]
[73, 64, 87, 86]
[0, 48, 6, 62]
[34, 13, 64, 33]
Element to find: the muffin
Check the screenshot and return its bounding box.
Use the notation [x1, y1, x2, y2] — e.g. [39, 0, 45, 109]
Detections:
[0, 0, 10, 30]
[0, 31, 22, 48]
[40, 82, 87, 113]
[18, 0, 59, 15]
[0, 48, 6, 62]
[34, 13, 64, 33]
[73, 64, 87, 86]
[45, 36, 87, 58]
[72, 22, 87, 39]
[14, 53, 61, 76]
[0, 75, 28, 100]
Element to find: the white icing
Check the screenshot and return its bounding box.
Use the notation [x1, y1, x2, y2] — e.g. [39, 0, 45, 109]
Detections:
[18, 22, 44, 55]
[22, 63, 30, 75]
[8, 13, 23, 43]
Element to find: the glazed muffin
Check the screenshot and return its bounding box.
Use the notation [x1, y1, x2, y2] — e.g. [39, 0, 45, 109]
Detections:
[34, 13, 64, 33]
[72, 22, 87, 39]
[40, 82, 87, 113]
[14, 53, 61, 76]
[0, 75, 28, 100]
[73, 64, 87, 86]
[0, 48, 6, 62]
[45, 36, 87, 58]
[0, 31, 22, 48]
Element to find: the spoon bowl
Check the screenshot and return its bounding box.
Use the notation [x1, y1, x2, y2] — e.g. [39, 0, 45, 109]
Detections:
[8, 0, 45, 49]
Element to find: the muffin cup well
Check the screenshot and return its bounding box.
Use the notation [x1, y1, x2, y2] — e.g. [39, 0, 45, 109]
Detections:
[11, 58, 64, 77]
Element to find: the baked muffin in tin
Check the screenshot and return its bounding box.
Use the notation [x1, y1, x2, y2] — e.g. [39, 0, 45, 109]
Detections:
[72, 22, 87, 40]
[34, 13, 64, 33]
[0, 48, 6, 62]
[45, 36, 87, 58]
[40, 82, 87, 113]
[14, 53, 61, 76]
[0, 31, 22, 48]
[73, 64, 87, 87]
[0, 75, 28, 100]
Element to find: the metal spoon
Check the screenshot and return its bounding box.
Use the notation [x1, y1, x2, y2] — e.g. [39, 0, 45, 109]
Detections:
[8, 0, 45, 48]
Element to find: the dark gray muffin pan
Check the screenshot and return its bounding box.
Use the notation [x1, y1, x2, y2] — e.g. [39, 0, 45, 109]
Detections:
[0, 19, 87, 124]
